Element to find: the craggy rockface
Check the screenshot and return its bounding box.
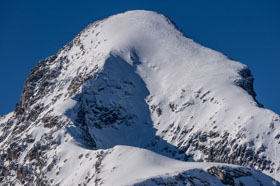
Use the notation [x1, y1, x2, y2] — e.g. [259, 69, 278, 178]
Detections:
[0, 10, 279, 185]
[135, 166, 263, 185]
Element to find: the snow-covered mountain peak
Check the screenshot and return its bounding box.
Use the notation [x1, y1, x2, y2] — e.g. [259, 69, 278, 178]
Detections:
[0, 10, 279, 185]
[20, 10, 258, 120]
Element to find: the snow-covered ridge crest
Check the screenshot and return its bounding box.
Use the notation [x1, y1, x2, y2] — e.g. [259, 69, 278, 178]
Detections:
[0, 10, 279, 185]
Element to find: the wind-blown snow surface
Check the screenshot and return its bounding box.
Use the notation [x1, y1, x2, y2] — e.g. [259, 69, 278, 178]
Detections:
[0, 10, 279, 185]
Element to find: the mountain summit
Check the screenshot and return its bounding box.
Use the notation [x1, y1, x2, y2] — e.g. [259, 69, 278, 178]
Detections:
[0, 10, 279, 185]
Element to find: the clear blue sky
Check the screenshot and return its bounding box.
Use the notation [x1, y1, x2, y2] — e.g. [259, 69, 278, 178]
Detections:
[0, 0, 279, 115]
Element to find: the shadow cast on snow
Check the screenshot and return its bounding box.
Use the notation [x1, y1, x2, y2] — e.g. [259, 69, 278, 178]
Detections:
[66, 53, 185, 160]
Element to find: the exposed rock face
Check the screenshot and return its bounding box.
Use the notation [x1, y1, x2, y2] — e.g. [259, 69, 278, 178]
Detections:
[0, 10, 279, 185]
[135, 166, 263, 186]
[207, 166, 252, 185]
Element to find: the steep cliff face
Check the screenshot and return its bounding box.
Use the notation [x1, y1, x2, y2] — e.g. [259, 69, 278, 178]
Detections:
[0, 10, 279, 185]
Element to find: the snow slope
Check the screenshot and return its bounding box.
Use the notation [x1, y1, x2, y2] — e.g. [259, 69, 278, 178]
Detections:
[99, 146, 277, 186]
[0, 10, 279, 185]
